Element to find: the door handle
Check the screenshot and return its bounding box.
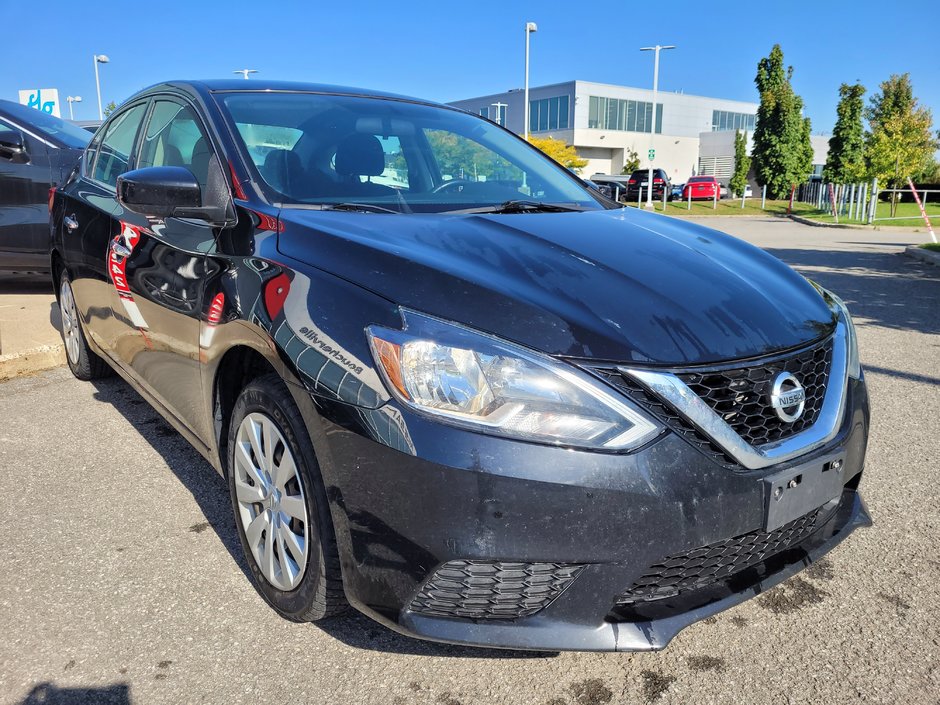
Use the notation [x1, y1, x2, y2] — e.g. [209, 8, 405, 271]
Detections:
[110, 241, 132, 259]
[64, 215, 79, 231]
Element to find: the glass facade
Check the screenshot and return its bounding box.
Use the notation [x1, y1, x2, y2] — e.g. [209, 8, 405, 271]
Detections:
[587, 96, 663, 133]
[528, 96, 570, 133]
[712, 110, 756, 131]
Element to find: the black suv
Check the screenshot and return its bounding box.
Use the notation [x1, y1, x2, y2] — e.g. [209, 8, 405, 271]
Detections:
[624, 168, 671, 202]
[50, 80, 869, 652]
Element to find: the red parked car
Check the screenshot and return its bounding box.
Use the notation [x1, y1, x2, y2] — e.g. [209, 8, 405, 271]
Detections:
[682, 176, 720, 201]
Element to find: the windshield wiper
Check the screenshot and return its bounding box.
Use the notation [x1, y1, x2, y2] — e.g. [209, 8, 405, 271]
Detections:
[319, 202, 403, 214]
[455, 200, 587, 214]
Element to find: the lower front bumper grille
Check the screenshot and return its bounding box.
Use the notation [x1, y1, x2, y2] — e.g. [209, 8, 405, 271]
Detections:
[616, 504, 829, 606]
[409, 560, 585, 620]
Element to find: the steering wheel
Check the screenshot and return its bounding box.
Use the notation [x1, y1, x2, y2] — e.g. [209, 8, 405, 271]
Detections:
[431, 179, 473, 194]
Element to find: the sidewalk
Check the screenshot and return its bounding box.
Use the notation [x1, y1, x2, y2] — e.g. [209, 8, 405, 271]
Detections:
[0, 276, 64, 381]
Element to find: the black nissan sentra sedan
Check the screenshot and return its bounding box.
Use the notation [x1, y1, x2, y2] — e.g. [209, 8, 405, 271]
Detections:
[49, 80, 869, 652]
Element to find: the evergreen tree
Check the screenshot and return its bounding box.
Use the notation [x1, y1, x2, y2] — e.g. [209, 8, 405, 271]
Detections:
[730, 131, 751, 197]
[751, 45, 813, 198]
[824, 83, 866, 183]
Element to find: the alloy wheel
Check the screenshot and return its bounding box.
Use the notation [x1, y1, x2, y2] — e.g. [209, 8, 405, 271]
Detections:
[59, 279, 81, 365]
[234, 412, 309, 591]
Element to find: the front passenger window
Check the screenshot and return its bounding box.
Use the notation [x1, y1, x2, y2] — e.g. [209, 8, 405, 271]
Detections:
[138, 100, 212, 192]
[92, 103, 146, 188]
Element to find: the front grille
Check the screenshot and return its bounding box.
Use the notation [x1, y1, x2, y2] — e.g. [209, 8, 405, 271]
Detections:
[592, 369, 739, 468]
[677, 338, 833, 446]
[409, 560, 584, 620]
[616, 508, 823, 605]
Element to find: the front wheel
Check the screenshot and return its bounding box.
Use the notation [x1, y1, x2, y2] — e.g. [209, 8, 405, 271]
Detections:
[227, 373, 346, 621]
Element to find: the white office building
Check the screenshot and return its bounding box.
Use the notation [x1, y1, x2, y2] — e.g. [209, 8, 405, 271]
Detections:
[450, 80, 763, 183]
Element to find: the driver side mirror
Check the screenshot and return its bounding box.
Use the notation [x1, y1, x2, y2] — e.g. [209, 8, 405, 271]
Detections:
[0, 129, 28, 163]
[117, 166, 230, 225]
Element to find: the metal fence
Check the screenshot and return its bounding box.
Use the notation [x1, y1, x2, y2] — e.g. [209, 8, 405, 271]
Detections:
[797, 179, 940, 231]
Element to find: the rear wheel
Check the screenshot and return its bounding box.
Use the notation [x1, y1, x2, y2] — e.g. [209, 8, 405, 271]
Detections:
[59, 272, 110, 380]
[227, 373, 346, 621]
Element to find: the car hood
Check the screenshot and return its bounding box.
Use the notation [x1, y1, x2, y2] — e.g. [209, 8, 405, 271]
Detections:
[276, 207, 835, 365]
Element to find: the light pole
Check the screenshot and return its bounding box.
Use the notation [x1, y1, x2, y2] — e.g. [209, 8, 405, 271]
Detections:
[66, 96, 82, 120]
[234, 69, 258, 80]
[491, 101, 508, 126]
[523, 22, 537, 140]
[639, 44, 675, 208]
[93, 54, 109, 120]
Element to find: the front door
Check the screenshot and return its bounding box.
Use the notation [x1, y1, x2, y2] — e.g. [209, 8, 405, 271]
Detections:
[0, 117, 53, 270]
[106, 98, 225, 442]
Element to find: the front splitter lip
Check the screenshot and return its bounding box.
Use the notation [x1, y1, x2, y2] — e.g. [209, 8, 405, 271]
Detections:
[358, 492, 870, 653]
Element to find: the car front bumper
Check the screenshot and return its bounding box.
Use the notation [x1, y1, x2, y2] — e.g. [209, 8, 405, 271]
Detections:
[313, 376, 870, 652]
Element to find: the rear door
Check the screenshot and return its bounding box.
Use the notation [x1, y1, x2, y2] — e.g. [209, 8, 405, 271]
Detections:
[106, 97, 224, 441]
[58, 101, 149, 348]
[0, 117, 53, 269]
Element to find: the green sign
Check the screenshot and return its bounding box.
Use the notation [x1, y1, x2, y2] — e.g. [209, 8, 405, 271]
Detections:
[648, 149, 655, 160]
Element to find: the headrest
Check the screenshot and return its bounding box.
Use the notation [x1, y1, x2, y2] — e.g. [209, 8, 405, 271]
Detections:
[263, 149, 303, 192]
[334, 133, 385, 177]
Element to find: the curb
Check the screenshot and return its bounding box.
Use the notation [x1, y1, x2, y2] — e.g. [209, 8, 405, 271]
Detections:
[905, 245, 940, 267]
[0, 344, 66, 382]
[788, 214, 876, 230]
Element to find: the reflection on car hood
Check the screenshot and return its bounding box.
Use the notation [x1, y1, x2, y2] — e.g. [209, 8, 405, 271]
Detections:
[276, 207, 835, 364]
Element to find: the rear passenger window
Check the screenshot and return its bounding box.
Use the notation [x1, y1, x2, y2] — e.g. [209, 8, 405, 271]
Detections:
[92, 103, 146, 188]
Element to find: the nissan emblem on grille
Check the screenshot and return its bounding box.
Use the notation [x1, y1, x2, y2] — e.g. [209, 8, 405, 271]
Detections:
[770, 372, 806, 423]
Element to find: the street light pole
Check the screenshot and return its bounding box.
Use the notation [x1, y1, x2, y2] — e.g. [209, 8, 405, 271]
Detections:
[523, 22, 537, 140]
[234, 69, 258, 80]
[93, 54, 110, 120]
[640, 44, 675, 209]
[67, 96, 82, 120]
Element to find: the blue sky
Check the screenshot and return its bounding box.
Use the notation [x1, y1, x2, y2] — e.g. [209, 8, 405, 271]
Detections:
[3, 0, 938, 135]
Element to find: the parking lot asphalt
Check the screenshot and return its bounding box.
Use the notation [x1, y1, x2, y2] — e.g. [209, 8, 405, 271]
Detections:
[1, 217, 938, 705]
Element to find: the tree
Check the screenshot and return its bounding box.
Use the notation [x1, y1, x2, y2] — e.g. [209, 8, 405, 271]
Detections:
[823, 83, 866, 183]
[527, 136, 588, 173]
[750, 45, 814, 198]
[730, 131, 751, 197]
[865, 74, 937, 215]
[102, 101, 117, 117]
[620, 148, 640, 175]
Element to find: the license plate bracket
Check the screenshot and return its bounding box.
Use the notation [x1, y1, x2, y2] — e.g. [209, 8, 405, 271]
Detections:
[763, 452, 846, 532]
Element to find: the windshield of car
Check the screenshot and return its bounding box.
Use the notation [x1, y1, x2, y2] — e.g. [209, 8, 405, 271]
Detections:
[219, 92, 602, 214]
[0, 102, 91, 149]
[688, 177, 713, 183]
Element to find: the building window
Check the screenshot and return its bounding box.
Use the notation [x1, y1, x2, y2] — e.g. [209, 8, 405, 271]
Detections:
[480, 105, 507, 126]
[587, 96, 663, 133]
[711, 110, 756, 131]
[528, 95, 570, 133]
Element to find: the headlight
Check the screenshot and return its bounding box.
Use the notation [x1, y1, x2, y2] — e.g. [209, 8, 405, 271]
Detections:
[822, 289, 862, 379]
[367, 311, 661, 451]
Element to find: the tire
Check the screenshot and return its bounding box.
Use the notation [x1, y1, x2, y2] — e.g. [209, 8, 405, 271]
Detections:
[58, 271, 111, 380]
[227, 373, 346, 621]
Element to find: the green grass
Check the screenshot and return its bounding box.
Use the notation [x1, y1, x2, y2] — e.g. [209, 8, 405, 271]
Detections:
[919, 242, 940, 252]
[622, 199, 817, 217]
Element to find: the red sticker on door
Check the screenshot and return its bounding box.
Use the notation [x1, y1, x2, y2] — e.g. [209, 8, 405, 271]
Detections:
[109, 222, 149, 330]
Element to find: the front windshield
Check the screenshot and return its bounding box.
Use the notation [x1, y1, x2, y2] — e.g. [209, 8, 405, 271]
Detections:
[1, 102, 91, 149]
[219, 92, 602, 213]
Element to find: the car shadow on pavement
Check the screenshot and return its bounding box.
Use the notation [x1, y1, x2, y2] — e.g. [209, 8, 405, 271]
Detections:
[15, 682, 130, 705]
[88, 376, 556, 660]
[764, 248, 940, 336]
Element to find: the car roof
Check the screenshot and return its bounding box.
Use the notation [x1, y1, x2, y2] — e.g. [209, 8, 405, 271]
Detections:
[136, 79, 442, 107]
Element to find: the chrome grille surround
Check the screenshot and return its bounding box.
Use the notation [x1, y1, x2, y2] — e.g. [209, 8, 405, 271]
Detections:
[617, 317, 849, 471]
